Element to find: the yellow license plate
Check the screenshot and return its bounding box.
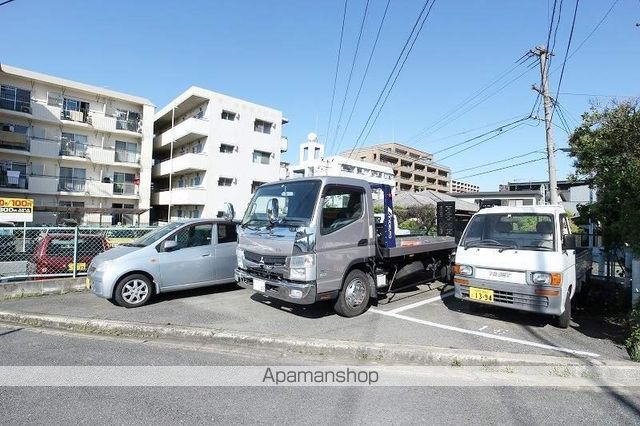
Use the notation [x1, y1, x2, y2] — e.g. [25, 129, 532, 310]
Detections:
[469, 287, 494, 302]
[68, 263, 87, 272]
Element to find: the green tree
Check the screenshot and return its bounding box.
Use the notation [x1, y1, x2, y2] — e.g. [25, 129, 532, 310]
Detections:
[568, 101, 640, 254]
[395, 205, 436, 234]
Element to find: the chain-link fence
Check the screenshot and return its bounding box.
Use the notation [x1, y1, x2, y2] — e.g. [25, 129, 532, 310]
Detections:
[0, 226, 155, 283]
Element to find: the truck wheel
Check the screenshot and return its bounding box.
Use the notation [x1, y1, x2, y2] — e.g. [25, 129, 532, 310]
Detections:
[556, 291, 571, 329]
[114, 274, 153, 308]
[334, 269, 371, 317]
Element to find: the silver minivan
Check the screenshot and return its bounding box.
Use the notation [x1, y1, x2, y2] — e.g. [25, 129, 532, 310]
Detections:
[87, 219, 238, 308]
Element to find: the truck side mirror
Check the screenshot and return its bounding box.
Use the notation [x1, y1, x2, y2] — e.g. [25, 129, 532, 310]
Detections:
[266, 198, 279, 222]
[164, 240, 179, 252]
[562, 234, 576, 250]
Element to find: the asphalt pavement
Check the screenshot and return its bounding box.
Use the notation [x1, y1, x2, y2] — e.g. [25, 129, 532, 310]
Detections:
[0, 325, 639, 425]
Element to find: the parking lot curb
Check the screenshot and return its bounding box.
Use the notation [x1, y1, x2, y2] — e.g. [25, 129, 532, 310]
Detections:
[0, 310, 624, 367]
[0, 278, 86, 301]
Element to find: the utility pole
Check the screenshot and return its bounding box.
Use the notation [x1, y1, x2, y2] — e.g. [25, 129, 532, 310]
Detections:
[531, 46, 559, 205]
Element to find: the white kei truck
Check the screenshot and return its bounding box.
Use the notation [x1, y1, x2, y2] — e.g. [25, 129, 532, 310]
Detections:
[453, 205, 591, 328]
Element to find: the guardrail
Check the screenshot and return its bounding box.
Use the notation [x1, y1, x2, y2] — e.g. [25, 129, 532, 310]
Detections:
[0, 226, 155, 283]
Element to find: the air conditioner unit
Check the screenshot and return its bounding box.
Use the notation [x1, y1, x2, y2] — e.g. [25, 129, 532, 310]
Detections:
[21, 106, 32, 114]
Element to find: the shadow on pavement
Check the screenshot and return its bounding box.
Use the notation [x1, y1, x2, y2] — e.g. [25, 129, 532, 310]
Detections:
[143, 282, 244, 305]
[249, 293, 336, 319]
[0, 327, 22, 338]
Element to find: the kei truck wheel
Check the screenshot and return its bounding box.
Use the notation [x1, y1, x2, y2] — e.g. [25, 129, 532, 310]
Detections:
[556, 290, 571, 329]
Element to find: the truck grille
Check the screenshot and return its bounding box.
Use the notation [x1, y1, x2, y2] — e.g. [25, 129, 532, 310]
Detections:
[247, 266, 284, 280]
[244, 251, 286, 266]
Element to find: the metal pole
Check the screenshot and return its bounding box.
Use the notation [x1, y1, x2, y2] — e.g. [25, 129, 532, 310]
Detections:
[534, 46, 559, 205]
[72, 226, 78, 278]
[168, 106, 175, 222]
[22, 221, 26, 252]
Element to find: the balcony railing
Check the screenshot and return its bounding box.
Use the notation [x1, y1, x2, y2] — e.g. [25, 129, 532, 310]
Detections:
[0, 171, 28, 189]
[61, 109, 88, 123]
[58, 177, 86, 192]
[0, 98, 31, 114]
[116, 118, 141, 133]
[113, 182, 137, 195]
[0, 130, 29, 151]
[60, 141, 88, 158]
[115, 150, 140, 164]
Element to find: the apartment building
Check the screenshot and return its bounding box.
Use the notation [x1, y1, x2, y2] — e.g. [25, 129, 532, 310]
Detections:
[287, 133, 394, 186]
[450, 179, 480, 193]
[0, 64, 154, 225]
[151, 87, 287, 221]
[344, 142, 450, 193]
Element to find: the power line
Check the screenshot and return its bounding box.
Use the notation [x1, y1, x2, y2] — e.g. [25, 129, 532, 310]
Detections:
[328, 0, 371, 155]
[550, 0, 564, 56]
[551, 0, 580, 119]
[564, 0, 619, 62]
[558, 91, 638, 98]
[324, 0, 349, 146]
[355, 0, 438, 153]
[545, 0, 559, 52]
[456, 157, 548, 180]
[0, 0, 17, 6]
[334, 0, 392, 155]
[453, 150, 542, 174]
[347, 0, 436, 158]
[437, 120, 529, 162]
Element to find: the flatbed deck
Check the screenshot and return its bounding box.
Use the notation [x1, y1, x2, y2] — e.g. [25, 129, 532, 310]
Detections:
[379, 236, 457, 258]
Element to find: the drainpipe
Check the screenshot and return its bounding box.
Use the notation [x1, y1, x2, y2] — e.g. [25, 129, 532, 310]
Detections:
[168, 106, 175, 222]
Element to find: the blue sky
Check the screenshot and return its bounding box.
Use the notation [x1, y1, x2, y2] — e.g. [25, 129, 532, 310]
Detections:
[2, 0, 638, 190]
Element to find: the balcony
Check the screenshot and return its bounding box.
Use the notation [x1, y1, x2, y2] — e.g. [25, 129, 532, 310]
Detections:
[113, 182, 138, 196]
[86, 180, 113, 197]
[60, 141, 88, 159]
[89, 113, 141, 135]
[0, 170, 28, 191]
[152, 153, 208, 178]
[29, 138, 61, 157]
[28, 176, 59, 194]
[0, 130, 29, 152]
[153, 117, 208, 150]
[114, 150, 140, 164]
[0, 94, 31, 115]
[61, 109, 88, 123]
[58, 177, 86, 193]
[152, 187, 206, 205]
[86, 145, 115, 164]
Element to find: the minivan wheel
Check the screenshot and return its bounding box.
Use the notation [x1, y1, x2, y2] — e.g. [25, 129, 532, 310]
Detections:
[556, 290, 571, 329]
[334, 269, 371, 317]
[114, 274, 153, 308]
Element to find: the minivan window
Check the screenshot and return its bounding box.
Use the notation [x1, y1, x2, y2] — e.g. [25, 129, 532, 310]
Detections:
[131, 222, 182, 247]
[170, 223, 213, 249]
[217, 224, 237, 244]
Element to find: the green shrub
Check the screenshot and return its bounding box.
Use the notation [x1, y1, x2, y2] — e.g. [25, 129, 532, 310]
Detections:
[626, 304, 640, 362]
[398, 220, 421, 230]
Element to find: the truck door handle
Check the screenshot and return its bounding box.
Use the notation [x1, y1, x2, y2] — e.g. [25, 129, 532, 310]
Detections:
[357, 239, 368, 246]
[201, 253, 211, 257]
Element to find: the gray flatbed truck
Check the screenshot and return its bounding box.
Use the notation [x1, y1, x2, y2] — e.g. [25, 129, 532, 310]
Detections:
[235, 176, 458, 317]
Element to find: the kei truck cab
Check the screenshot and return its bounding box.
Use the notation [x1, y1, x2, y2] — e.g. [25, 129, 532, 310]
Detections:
[453, 204, 591, 328]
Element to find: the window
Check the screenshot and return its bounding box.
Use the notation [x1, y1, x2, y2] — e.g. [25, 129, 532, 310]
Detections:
[59, 167, 86, 191]
[254, 119, 272, 134]
[251, 181, 265, 194]
[220, 144, 235, 153]
[115, 109, 141, 132]
[47, 92, 63, 107]
[60, 133, 88, 157]
[0, 85, 31, 113]
[112, 202, 134, 225]
[321, 186, 364, 234]
[460, 213, 556, 251]
[252, 150, 271, 165]
[221, 110, 236, 121]
[217, 223, 237, 244]
[218, 177, 234, 187]
[62, 98, 89, 122]
[115, 141, 139, 163]
[170, 223, 213, 249]
[113, 172, 136, 194]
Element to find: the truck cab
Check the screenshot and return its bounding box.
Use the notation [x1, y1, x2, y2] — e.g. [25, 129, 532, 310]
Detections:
[453, 205, 590, 328]
[235, 176, 456, 317]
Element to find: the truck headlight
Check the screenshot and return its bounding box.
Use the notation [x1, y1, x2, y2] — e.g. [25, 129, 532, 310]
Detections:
[287, 254, 316, 281]
[453, 264, 473, 276]
[532, 272, 562, 286]
[236, 247, 245, 269]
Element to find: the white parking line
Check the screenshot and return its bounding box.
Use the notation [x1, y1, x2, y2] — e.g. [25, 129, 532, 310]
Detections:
[368, 308, 600, 358]
[386, 290, 455, 315]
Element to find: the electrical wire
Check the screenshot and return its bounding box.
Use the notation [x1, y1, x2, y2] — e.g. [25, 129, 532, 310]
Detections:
[437, 121, 529, 162]
[0, 0, 17, 6]
[453, 150, 542, 174]
[551, 0, 580, 119]
[334, 0, 392, 155]
[456, 157, 548, 180]
[347, 0, 436, 158]
[324, 0, 349, 146]
[328, 0, 371, 155]
[564, 0, 619, 62]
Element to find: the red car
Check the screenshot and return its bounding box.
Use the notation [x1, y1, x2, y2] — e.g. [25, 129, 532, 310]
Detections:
[34, 233, 110, 275]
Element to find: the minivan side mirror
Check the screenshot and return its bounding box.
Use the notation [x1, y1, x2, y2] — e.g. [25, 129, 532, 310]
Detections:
[562, 234, 576, 250]
[164, 240, 179, 252]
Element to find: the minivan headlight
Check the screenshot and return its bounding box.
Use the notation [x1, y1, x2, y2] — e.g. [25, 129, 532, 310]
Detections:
[453, 264, 473, 277]
[532, 272, 562, 286]
[236, 247, 245, 269]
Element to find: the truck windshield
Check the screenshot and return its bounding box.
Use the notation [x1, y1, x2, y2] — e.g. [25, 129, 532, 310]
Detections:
[242, 180, 321, 228]
[460, 213, 556, 251]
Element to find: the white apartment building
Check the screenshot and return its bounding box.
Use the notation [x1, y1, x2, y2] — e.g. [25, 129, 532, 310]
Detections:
[0, 64, 154, 225]
[288, 134, 395, 187]
[151, 87, 287, 221]
[450, 179, 480, 193]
